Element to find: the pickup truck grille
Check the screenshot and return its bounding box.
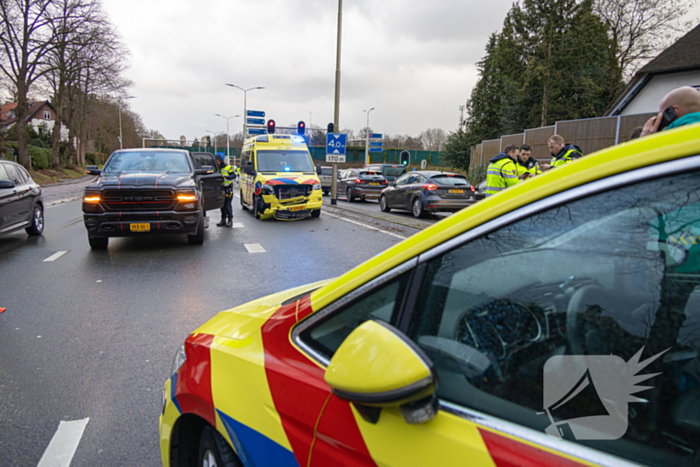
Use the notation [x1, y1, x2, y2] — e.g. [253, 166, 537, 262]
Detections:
[275, 185, 311, 200]
[102, 189, 175, 211]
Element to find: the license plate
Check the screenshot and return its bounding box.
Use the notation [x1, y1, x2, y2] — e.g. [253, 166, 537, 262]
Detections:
[370, 183, 380, 186]
[289, 206, 305, 212]
[448, 189, 464, 194]
[130, 223, 150, 232]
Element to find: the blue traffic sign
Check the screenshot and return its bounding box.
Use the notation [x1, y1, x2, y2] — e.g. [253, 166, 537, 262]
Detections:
[370, 141, 383, 147]
[247, 117, 265, 125]
[369, 147, 383, 152]
[369, 133, 383, 139]
[248, 128, 266, 135]
[246, 110, 265, 118]
[326, 133, 347, 155]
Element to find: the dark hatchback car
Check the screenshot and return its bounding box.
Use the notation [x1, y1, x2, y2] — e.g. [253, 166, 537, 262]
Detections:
[364, 163, 407, 182]
[339, 169, 388, 201]
[379, 170, 474, 218]
[82, 149, 223, 249]
[0, 160, 44, 238]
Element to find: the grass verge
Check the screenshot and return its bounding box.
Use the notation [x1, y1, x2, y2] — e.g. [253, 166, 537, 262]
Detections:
[29, 166, 87, 186]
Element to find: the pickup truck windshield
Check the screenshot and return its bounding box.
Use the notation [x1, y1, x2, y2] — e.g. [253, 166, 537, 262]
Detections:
[257, 150, 315, 173]
[103, 152, 191, 174]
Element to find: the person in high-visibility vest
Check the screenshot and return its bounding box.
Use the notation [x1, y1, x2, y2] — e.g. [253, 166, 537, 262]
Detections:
[215, 155, 236, 227]
[515, 144, 541, 179]
[548, 135, 582, 168]
[485, 144, 520, 197]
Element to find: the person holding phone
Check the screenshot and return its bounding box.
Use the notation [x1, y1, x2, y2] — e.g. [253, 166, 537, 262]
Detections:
[641, 86, 700, 137]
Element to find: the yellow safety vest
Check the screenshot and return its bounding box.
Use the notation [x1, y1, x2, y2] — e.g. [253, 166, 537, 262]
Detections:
[486, 157, 519, 196]
[221, 164, 233, 187]
[550, 147, 582, 167]
[516, 160, 541, 176]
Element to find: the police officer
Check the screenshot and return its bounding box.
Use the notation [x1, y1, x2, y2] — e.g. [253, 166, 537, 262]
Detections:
[515, 144, 541, 179]
[548, 135, 582, 168]
[215, 155, 236, 227]
[485, 144, 520, 197]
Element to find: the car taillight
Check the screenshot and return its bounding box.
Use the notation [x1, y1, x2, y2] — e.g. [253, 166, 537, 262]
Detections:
[470, 185, 475, 192]
[381, 180, 388, 184]
[355, 179, 363, 184]
[423, 184, 438, 191]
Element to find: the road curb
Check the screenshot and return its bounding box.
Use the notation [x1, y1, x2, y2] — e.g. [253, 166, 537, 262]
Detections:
[42, 175, 96, 187]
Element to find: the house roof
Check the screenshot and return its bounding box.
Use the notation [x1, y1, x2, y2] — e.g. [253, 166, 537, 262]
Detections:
[604, 23, 700, 116]
[0, 101, 55, 127]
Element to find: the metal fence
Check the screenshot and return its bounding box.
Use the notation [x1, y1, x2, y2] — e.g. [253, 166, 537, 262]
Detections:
[469, 112, 656, 170]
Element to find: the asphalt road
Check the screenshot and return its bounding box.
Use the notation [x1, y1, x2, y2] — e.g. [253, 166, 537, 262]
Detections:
[0, 195, 403, 466]
[324, 195, 450, 224]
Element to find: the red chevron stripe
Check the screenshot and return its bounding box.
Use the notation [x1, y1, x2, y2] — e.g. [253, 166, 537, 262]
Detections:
[478, 428, 587, 467]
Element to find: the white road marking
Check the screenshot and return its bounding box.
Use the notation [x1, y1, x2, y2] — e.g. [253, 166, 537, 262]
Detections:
[46, 196, 82, 208]
[43, 251, 68, 262]
[231, 223, 244, 228]
[323, 212, 407, 240]
[244, 243, 266, 253]
[37, 418, 89, 467]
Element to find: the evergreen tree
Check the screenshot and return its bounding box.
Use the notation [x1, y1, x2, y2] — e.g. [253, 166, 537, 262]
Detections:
[442, 128, 471, 172]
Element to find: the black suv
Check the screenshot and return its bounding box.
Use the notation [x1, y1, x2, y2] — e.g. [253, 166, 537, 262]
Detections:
[0, 160, 44, 238]
[82, 149, 224, 249]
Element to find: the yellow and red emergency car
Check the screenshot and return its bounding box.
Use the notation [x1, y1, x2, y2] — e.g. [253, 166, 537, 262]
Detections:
[239, 135, 323, 221]
[160, 123, 700, 466]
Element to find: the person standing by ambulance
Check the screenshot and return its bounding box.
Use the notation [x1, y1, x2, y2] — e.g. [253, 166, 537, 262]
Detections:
[215, 155, 236, 227]
[485, 144, 520, 197]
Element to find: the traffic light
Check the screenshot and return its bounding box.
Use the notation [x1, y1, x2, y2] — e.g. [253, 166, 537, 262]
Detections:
[267, 119, 276, 134]
[327, 122, 334, 134]
[297, 121, 306, 136]
[400, 150, 410, 166]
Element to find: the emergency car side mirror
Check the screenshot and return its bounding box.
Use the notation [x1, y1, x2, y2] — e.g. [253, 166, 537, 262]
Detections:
[324, 320, 439, 425]
[245, 161, 255, 176]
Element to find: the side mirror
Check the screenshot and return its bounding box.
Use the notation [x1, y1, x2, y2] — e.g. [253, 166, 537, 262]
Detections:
[391, 181, 397, 186]
[0, 180, 15, 189]
[324, 320, 439, 425]
[245, 161, 255, 176]
[86, 165, 101, 176]
[195, 165, 214, 175]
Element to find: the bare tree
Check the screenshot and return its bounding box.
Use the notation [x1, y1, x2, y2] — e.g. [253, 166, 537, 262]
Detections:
[0, 0, 56, 168]
[594, 0, 697, 82]
[419, 128, 447, 151]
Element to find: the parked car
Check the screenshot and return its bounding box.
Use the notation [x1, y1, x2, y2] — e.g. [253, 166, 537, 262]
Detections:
[379, 171, 474, 218]
[82, 148, 224, 249]
[364, 163, 407, 182]
[339, 168, 388, 201]
[475, 179, 487, 200]
[318, 166, 333, 195]
[160, 123, 700, 467]
[0, 160, 44, 238]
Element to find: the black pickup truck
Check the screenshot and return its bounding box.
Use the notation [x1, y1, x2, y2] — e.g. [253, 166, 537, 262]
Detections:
[82, 148, 224, 249]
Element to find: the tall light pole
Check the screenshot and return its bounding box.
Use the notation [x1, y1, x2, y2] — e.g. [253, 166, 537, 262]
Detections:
[118, 96, 136, 150]
[206, 130, 224, 155]
[364, 107, 375, 166]
[215, 114, 240, 164]
[331, 0, 343, 206]
[224, 84, 264, 139]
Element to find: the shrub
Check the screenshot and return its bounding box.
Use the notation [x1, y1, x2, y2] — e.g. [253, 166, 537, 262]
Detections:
[27, 146, 52, 169]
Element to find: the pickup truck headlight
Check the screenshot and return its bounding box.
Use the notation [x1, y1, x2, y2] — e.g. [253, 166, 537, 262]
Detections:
[313, 183, 321, 191]
[171, 345, 186, 375]
[176, 190, 198, 202]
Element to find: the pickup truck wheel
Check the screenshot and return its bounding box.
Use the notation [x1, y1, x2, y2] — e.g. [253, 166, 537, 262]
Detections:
[311, 209, 321, 218]
[88, 234, 108, 249]
[188, 210, 205, 245]
[240, 190, 248, 210]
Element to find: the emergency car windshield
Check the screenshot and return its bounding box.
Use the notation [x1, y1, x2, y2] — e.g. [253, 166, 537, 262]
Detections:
[257, 150, 315, 173]
[103, 151, 191, 174]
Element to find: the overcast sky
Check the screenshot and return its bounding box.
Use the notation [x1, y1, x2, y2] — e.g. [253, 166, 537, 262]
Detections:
[100, 0, 700, 142]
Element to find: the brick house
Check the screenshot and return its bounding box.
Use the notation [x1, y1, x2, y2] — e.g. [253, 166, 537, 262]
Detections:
[0, 100, 70, 141]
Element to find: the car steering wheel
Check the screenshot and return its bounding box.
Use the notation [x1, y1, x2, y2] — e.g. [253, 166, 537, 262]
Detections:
[566, 284, 606, 355]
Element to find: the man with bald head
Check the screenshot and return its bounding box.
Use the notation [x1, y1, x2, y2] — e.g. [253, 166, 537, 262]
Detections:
[641, 86, 700, 136]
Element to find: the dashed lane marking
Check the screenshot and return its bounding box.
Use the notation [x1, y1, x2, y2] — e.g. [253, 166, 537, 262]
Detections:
[231, 223, 244, 228]
[244, 243, 266, 253]
[37, 418, 89, 467]
[43, 251, 68, 262]
[323, 212, 407, 240]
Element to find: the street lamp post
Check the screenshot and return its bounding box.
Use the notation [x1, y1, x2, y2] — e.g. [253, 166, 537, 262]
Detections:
[206, 130, 225, 155]
[215, 114, 240, 164]
[224, 84, 264, 139]
[118, 96, 136, 150]
[363, 107, 375, 166]
[331, 0, 343, 206]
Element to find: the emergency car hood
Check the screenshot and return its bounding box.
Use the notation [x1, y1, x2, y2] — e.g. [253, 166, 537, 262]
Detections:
[88, 172, 195, 189]
[257, 172, 320, 186]
[194, 278, 333, 341]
